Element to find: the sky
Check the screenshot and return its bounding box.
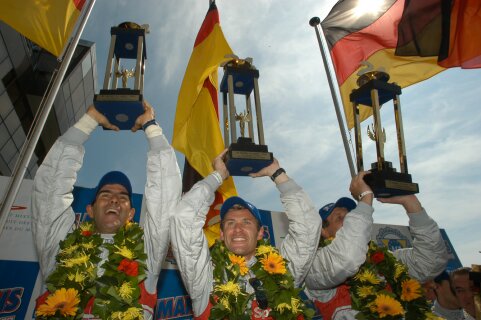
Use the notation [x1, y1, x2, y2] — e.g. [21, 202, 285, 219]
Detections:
[78, 0, 481, 267]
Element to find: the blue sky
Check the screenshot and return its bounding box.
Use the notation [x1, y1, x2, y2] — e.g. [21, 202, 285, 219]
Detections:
[78, 0, 481, 267]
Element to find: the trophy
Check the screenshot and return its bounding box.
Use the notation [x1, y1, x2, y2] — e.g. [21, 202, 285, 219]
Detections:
[350, 62, 419, 197]
[94, 22, 148, 130]
[220, 57, 273, 176]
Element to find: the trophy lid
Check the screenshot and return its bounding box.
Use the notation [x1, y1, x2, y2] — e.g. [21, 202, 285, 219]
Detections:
[220, 57, 259, 95]
[357, 70, 390, 87]
[110, 21, 147, 60]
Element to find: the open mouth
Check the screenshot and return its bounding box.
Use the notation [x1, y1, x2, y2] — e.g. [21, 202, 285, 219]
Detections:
[105, 208, 119, 215]
[232, 237, 247, 242]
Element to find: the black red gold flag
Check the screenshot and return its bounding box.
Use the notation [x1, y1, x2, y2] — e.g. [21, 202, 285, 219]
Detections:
[322, 0, 481, 128]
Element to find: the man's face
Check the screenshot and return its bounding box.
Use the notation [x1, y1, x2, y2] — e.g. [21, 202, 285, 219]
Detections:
[220, 207, 263, 260]
[86, 184, 135, 234]
[452, 273, 475, 317]
[435, 280, 460, 309]
[322, 207, 349, 239]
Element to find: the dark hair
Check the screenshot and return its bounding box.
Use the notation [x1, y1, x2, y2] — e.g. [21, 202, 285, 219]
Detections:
[450, 267, 471, 293]
[451, 267, 471, 278]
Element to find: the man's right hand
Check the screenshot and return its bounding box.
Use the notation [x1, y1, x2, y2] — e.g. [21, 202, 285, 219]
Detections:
[213, 149, 229, 180]
[349, 171, 374, 205]
[87, 105, 119, 131]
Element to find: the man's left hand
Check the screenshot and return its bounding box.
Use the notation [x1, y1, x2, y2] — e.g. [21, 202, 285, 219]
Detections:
[131, 101, 155, 132]
[377, 194, 422, 213]
[249, 158, 280, 178]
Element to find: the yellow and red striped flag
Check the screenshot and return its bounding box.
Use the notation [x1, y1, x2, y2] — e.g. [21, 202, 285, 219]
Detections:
[0, 0, 85, 57]
[173, 2, 237, 246]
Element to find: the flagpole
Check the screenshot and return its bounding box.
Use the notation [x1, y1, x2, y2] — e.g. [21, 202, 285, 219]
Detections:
[0, 0, 96, 236]
[309, 17, 356, 178]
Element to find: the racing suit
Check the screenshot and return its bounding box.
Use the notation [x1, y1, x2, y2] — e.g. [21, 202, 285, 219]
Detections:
[305, 205, 448, 320]
[170, 176, 321, 319]
[31, 113, 181, 319]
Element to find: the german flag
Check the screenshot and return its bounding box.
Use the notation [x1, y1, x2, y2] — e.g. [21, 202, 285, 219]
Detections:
[322, 0, 481, 129]
[173, 2, 237, 245]
[0, 0, 85, 57]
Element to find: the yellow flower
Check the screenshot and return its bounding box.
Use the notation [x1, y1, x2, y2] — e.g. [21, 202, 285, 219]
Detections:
[279, 279, 289, 286]
[59, 244, 79, 256]
[394, 262, 407, 280]
[67, 270, 87, 286]
[357, 285, 375, 298]
[61, 252, 89, 268]
[228, 254, 249, 276]
[401, 278, 422, 301]
[372, 294, 404, 318]
[215, 281, 243, 297]
[256, 244, 275, 256]
[219, 296, 231, 311]
[276, 302, 292, 313]
[118, 281, 135, 300]
[81, 241, 95, 250]
[355, 269, 381, 284]
[36, 288, 80, 317]
[86, 265, 96, 277]
[115, 245, 135, 260]
[80, 222, 94, 232]
[291, 297, 301, 314]
[260, 252, 287, 275]
[111, 307, 143, 320]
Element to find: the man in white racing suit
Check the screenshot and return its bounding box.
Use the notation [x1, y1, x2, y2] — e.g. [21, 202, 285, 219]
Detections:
[304, 171, 448, 320]
[32, 103, 181, 319]
[170, 152, 321, 319]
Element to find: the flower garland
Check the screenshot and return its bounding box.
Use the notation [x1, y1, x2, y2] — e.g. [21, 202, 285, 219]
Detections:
[36, 221, 147, 320]
[209, 239, 315, 320]
[320, 239, 437, 319]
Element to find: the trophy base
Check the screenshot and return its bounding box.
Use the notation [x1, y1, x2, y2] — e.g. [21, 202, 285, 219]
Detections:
[364, 162, 419, 198]
[94, 89, 143, 130]
[225, 137, 273, 176]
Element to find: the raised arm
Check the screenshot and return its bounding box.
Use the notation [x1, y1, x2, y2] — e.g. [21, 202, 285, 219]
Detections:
[378, 195, 448, 281]
[31, 106, 116, 279]
[133, 101, 183, 293]
[305, 171, 374, 291]
[250, 158, 321, 286]
[169, 151, 227, 317]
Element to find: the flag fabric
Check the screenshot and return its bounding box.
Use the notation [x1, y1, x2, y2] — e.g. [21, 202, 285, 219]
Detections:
[0, 0, 85, 57]
[173, 2, 237, 245]
[322, 0, 481, 129]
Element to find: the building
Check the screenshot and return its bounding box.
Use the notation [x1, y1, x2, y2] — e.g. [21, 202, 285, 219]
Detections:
[0, 21, 97, 179]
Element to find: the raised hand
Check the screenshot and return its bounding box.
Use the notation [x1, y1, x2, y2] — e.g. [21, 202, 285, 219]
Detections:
[87, 105, 119, 131]
[377, 194, 422, 213]
[131, 101, 155, 132]
[349, 171, 373, 204]
[213, 149, 229, 180]
[249, 158, 280, 178]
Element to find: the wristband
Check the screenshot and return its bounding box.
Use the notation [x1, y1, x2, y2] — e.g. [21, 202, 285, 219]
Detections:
[142, 119, 157, 131]
[270, 168, 286, 181]
[212, 171, 223, 184]
[358, 190, 374, 201]
[74, 113, 98, 135]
